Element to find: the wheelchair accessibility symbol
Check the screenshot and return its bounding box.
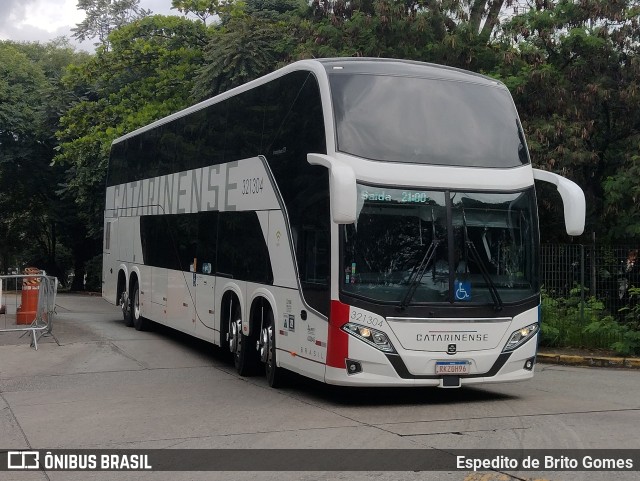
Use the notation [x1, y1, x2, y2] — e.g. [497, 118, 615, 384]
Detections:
[454, 280, 471, 301]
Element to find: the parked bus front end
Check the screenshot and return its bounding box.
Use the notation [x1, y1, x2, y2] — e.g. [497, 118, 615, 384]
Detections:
[313, 59, 584, 387]
[325, 181, 541, 387]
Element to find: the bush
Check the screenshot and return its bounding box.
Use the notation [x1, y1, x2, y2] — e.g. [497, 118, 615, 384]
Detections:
[84, 254, 102, 292]
[540, 285, 639, 355]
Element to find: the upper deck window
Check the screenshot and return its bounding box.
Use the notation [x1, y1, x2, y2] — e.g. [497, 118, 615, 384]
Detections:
[329, 73, 529, 168]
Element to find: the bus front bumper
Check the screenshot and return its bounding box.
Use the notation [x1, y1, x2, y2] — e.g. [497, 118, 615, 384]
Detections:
[324, 334, 538, 387]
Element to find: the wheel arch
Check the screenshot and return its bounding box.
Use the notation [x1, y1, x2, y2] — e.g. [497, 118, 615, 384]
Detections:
[219, 283, 244, 333]
[248, 289, 278, 336]
[116, 265, 128, 304]
[248, 296, 274, 338]
[128, 266, 141, 294]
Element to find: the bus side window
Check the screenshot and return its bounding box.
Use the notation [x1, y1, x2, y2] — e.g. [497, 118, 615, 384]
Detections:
[105, 221, 111, 251]
[197, 211, 218, 275]
[217, 211, 273, 283]
[301, 228, 329, 285]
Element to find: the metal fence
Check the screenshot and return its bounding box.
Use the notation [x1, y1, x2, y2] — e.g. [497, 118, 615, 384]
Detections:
[0, 274, 58, 350]
[540, 244, 640, 350]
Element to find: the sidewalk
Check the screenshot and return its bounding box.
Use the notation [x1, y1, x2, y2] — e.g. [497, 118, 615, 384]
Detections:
[537, 348, 640, 369]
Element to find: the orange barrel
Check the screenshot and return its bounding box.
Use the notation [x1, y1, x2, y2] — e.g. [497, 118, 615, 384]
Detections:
[16, 267, 41, 325]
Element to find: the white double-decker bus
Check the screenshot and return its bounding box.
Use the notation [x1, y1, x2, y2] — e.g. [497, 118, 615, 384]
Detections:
[102, 58, 585, 388]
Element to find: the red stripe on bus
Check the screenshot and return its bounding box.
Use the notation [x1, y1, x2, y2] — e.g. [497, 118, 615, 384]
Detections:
[327, 300, 350, 368]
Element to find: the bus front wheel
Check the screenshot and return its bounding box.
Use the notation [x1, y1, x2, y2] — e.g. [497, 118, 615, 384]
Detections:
[131, 281, 149, 331]
[262, 309, 285, 388]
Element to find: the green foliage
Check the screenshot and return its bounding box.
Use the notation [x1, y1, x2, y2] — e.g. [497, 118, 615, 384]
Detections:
[192, 3, 298, 99]
[541, 286, 605, 347]
[611, 286, 640, 355]
[541, 285, 640, 356]
[603, 156, 640, 239]
[84, 254, 104, 291]
[0, 40, 85, 278]
[54, 15, 207, 288]
[583, 317, 640, 357]
[494, 0, 640, 243]
[73, 0, 152, 48]
[56, 15, 208, 238]
[298, 1, 506, 71]
[171, 0, 240, 24]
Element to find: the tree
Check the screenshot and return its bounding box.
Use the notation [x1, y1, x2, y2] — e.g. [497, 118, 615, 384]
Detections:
[56, 15, 209, 287]
[72, 0, 152, 49]
[0, 39, 86, 277]
[192, 1, 300, 99]
[170, 0, 244, 24]
[300, 0, 512, 71]
[494, 0, 640, 242]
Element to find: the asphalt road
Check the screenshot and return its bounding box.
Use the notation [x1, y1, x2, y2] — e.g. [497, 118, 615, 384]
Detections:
[1, 294, 639, 481]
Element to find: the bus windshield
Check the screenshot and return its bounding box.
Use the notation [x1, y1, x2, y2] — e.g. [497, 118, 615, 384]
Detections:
[341, 185, 538, 306]
[330, 73, 529, 168]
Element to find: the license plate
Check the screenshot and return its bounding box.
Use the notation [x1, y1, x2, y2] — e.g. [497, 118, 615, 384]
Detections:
[435, 361, 470, 375]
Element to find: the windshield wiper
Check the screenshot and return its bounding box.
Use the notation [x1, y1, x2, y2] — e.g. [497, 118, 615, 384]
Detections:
[398, 239, 440, 310]
[461, 210, 503, 311]
[465, 240, 503, 311]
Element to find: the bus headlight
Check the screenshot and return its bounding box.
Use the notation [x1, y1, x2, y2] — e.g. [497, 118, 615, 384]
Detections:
[342, 323, 396, 353]
[502, 323, 539, 352]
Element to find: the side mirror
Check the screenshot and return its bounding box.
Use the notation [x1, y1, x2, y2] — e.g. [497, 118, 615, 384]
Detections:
[307, 153, 357, 224]
[533, 168, 585, 236]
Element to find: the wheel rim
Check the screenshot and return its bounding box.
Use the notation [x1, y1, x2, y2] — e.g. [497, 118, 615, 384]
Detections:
[260, 326, 270, 363]
[229, 319, 239, 354]
[133, 288, 140, 319]
[266, 326, 274, 373]
[120, 292, 127, 315]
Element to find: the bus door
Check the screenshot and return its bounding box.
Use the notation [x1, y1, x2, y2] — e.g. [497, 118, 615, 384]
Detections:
[150, 268, 168, 325]
[195, 212, 218, 340]
[194, 267, 216, 339]
[102, 216, 118, 302]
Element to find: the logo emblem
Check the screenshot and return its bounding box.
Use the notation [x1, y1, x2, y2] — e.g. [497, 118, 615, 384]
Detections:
[447, 344, 457, 355]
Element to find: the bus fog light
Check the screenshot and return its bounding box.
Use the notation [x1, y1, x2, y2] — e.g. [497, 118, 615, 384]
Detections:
[502, 323, 539, 352]
[524, 357, 535, 371]
[342, 322, 396, 353]
[346, 359, 362, 375]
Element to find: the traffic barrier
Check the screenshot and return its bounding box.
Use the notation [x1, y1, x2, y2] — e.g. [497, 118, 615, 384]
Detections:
[0, 273, 57, 350]
[16, 267, 41, 325]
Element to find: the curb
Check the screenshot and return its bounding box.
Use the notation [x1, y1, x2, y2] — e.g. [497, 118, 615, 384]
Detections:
[537, 353, 640, 369]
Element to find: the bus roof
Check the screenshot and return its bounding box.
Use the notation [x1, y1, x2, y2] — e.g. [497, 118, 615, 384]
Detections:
[111, 57, 504, 145]
[316, 57, 502, 87]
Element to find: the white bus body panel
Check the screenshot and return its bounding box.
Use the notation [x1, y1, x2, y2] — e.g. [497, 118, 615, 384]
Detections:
[266, 210, 297, 289]
[195, 273, 216, 334]
[118, 216, 135, 264]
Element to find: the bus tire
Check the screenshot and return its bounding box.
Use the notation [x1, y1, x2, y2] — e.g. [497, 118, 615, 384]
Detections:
[121, 289, 134, 327]
[230, 305, 259, 376]
[131, 281, 149, 331]
[263, 308, 286, 388]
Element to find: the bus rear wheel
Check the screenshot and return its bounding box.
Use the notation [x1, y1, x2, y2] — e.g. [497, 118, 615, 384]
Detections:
[121, 289, 133, 327]
[229, 305, 259, 376]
